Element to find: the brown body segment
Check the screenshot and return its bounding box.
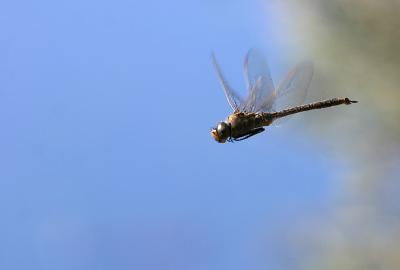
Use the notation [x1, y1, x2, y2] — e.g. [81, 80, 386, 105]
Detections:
[226, 112, 267, 139]
[268, 97, 357, 120]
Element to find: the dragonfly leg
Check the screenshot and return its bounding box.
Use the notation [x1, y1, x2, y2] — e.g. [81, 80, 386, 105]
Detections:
[234, 128, 265, 141]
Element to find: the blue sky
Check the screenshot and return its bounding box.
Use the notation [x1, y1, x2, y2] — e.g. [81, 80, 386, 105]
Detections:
[0, 0, 340, 269]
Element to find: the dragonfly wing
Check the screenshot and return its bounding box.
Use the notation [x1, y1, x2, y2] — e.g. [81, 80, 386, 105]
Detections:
[273, 61, 314, 111]
[242, 49, 276, 112]
[270, 61, 313, 126]
[211, 53, 243, 111]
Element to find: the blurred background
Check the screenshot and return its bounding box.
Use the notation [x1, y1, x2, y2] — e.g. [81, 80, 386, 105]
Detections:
[1, 0, 399, 269]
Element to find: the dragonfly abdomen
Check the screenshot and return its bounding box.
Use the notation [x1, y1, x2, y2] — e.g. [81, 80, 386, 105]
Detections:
[268, 97, 357, 121]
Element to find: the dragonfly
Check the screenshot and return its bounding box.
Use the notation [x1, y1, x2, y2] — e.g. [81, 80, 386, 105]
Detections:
[210, 49, 357, 143]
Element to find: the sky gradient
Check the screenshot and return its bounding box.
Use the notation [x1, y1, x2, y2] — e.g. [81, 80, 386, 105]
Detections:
[0, 0, 343, 269]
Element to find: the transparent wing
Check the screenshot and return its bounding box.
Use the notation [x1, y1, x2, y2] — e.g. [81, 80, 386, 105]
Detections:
[273, 61, 314, 111]
[211, 53, 243, 111]
[242, 49, 276, 112]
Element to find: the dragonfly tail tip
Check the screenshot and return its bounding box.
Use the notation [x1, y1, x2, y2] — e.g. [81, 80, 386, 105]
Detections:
[345, 98, 358, 104]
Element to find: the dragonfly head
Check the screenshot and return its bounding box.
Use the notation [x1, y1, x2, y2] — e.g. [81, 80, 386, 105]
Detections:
[210, 122, 231, 143]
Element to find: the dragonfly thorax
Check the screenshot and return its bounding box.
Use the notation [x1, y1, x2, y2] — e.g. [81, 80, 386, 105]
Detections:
[210, 121, 231, 143]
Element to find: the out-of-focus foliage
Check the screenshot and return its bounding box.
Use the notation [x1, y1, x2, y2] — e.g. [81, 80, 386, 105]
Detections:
[272, 1, 400, 269]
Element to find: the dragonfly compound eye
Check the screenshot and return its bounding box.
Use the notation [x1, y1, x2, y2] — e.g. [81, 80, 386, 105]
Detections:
[210, 122, 230, 143]
[217, 122, 230, 138]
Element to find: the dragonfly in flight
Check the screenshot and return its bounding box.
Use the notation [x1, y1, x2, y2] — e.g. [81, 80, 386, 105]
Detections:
[210, 49, 357, 143]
